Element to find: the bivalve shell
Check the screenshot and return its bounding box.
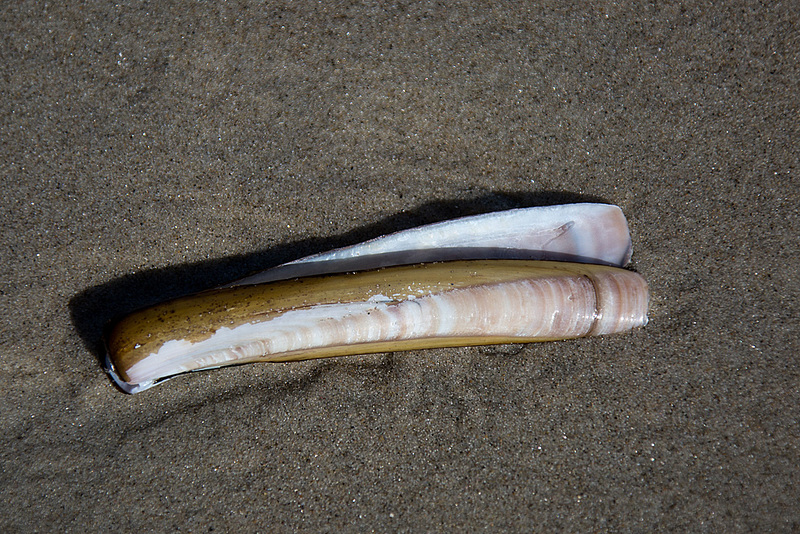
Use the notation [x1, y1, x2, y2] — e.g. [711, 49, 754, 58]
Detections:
[105, 260, 648, 393]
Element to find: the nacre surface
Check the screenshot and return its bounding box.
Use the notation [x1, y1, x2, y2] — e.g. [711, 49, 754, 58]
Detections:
[227, 203, 632, 286]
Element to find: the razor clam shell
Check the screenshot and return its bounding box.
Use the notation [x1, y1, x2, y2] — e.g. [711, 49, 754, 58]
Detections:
[106, 260, 648, 393]
[226, 203, 632, 287]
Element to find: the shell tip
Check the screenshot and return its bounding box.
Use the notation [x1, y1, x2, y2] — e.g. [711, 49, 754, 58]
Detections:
[103, 353, 156, 394]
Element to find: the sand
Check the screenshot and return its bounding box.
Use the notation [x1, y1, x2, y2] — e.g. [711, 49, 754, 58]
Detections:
[1, 1, 798, 531]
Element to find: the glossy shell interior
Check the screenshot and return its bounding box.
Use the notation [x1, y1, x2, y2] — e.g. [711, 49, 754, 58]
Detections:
[226, 203, 632, 287]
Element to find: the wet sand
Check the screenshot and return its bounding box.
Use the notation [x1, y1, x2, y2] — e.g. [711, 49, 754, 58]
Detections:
[1, 2, 798, 531]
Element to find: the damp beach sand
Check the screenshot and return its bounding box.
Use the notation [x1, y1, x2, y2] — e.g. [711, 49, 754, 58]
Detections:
[1, 2, 798, 531]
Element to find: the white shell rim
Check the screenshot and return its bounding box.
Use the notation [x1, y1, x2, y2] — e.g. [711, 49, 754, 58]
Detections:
[104, 353, 158, 394]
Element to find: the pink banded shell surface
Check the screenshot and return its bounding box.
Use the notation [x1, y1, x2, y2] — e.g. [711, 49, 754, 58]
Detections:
[106, 260, 648, 393]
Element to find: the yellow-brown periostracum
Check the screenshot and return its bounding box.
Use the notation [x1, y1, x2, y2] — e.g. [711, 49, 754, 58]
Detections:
[105, 260, 648, 393]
